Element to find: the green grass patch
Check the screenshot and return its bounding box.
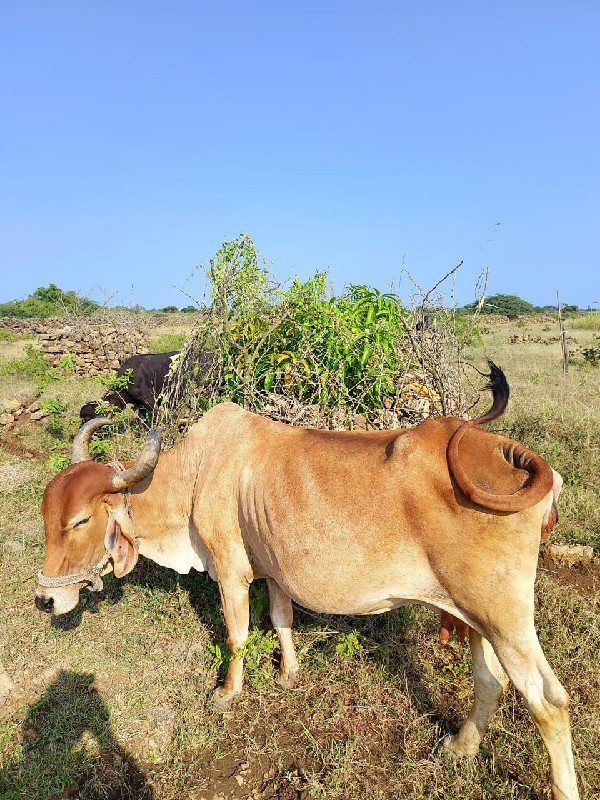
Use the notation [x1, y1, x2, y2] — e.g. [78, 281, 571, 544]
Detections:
[148, 333, 187, 353]
[569, 313, 600, 330]
[0, 345, 58, 391]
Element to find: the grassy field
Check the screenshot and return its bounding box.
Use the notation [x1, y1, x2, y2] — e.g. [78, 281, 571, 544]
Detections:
[0, 318, 598, 800]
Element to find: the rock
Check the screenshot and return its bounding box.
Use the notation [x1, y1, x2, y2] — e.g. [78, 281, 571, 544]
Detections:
[27, 399, 41, 412]
[0, 670, 16, 697]
[31, 409, 50, 421]
[546, 543, 595, 567]
[0, 413, 14, 425]
[3, 539, 25, 552]
[2, 398, 22, 414]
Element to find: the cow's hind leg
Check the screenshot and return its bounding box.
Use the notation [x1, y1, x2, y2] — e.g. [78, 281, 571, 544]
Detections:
[445, 627, 508, 758]
[213, 567, 251, 710]
[492, 628, 578, 800]
[266, 577, 299, 688]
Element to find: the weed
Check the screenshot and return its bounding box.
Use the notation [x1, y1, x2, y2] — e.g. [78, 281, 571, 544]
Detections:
[582, 342, 600, 367]
[98, 368, 133, 392]
[57, 352, 76, 372]
[210, 629, 279, 687]
[88, 438, 111, 461]
[40, 398, 66, 414]
[335, 630, 364, 661]
[46, 452, 69, 473]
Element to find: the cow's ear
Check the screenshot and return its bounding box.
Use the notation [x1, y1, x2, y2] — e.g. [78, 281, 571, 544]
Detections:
[104, 512, 138, 577]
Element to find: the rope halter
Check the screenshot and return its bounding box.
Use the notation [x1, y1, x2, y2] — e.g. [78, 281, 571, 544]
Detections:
[37, 551, 111, 592]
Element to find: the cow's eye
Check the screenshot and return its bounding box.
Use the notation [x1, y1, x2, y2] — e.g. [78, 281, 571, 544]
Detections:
[73, 517, 90, 529]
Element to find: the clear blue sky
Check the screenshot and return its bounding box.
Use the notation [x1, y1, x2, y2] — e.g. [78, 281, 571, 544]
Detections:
[1, 1, 598, 309]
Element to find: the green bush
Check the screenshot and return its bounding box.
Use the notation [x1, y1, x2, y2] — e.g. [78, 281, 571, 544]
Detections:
[159, 235, 470, 441]
[461, 293, 536, 317]
[582, 345, 600, 366]
[0, 284, 99, 318]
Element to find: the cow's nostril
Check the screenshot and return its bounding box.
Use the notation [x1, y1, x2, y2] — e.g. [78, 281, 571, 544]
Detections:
[35, 595, 54, 613]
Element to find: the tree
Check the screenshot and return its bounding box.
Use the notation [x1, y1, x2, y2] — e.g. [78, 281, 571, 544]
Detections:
[0, 284, 99, 318]
[460, 293, 536, 317]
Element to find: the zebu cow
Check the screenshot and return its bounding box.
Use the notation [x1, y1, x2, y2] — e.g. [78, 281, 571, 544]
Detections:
[79, 351, 178, 422]
[36, 365, 575, 799]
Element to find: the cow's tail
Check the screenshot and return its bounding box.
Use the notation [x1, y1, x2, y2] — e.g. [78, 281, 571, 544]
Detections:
[447, 361, 553, 512]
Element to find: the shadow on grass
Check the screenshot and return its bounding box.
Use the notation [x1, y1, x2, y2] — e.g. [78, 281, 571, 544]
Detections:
[0, 670, 153, 800]
[49, 558, 454, 731]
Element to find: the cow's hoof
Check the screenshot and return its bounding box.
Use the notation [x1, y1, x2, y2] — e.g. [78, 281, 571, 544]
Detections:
[443, 733, 478, 760]
[213, 687, 238, 710]
[277, 667, 299, 689]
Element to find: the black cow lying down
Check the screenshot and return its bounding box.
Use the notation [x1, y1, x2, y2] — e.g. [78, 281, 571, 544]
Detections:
[80, 352, 178, 421]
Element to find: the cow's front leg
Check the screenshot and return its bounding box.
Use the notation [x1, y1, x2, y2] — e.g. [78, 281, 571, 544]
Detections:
[213, 568, 251, 709]
[266, 577, 299, 688]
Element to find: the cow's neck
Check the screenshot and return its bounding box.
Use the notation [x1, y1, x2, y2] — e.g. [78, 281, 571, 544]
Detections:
[124, 442, 212, 575]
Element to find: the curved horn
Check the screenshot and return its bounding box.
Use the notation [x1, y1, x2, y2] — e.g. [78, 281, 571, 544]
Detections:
[71, 418, 113, 464]
[112, 428, 162, 490]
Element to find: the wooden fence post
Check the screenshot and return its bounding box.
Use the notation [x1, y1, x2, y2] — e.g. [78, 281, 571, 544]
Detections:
[557, 291, 568, 375]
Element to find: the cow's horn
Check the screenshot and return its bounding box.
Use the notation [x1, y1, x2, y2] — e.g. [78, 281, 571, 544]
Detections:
[71, 418, 113, 464]
[112, 428, 162, 489]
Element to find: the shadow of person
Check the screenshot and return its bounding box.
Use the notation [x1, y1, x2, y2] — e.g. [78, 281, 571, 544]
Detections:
[0, 670, 153, 800]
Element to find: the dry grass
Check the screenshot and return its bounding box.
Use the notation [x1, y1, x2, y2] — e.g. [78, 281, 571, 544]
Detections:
[0, 319, 598, 800]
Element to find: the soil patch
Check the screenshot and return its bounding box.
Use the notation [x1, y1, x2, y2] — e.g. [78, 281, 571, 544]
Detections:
[539, 557, 600, 595]
[0, 416, 46, 461]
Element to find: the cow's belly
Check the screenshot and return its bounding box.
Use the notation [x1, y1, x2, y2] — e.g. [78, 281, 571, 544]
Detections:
[250, 534, 443, 616]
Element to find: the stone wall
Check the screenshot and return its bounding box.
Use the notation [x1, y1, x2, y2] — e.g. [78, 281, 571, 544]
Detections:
[0, 316, 150, 376]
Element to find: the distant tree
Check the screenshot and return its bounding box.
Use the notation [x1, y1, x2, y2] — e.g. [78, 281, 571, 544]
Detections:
[460, 293, 536, 318]
[161, 305, 179, 313]
[181, 305, 199, 313]
[0, 284, 100, 318]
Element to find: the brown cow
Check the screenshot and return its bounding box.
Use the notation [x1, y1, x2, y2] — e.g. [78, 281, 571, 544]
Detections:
[35, 364, 575, 799]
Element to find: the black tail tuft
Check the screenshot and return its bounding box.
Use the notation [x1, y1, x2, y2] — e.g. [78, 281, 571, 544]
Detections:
[475, 360, 509, 424]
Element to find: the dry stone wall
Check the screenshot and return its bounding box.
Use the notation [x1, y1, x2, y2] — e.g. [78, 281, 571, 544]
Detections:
[0, 315, 150, 376]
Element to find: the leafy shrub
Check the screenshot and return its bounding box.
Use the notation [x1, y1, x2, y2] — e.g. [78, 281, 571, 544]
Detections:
[89, 438, 111, 460]
[582, 345, 600, 366]
[460, 293, 536, 317]
[0, 284, 99, 318]
[98, 368, 133, 391]
[158, 235, 475, 441]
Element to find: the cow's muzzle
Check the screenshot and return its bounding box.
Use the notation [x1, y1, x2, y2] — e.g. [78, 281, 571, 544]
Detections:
[35, 594, 54, 613]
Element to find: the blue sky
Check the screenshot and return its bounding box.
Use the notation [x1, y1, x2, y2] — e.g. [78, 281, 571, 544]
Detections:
[1, 1, 598, 309]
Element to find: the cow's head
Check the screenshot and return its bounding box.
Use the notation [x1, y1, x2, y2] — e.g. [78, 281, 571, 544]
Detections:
[36, 419, 161, 615]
